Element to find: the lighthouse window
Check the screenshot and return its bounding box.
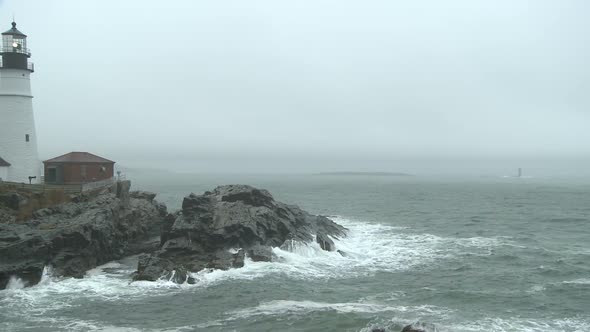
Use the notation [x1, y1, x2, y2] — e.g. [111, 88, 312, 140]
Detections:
[25, 134, 30, 142]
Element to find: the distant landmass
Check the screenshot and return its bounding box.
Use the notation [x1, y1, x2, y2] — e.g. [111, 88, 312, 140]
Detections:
[318, 171, 412, 176]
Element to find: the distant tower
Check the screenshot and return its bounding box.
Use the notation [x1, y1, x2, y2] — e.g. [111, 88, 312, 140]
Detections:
[0, 21, 41, 183]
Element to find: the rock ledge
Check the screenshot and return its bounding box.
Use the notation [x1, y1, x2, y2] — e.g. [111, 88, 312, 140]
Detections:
[134, 185, 347, 282]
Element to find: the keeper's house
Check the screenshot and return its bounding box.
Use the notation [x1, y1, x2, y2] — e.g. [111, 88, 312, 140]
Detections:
[43, 152, 115, 185]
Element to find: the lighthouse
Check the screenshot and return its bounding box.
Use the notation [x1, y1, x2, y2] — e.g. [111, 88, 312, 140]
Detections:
[0, 21, 41, 183]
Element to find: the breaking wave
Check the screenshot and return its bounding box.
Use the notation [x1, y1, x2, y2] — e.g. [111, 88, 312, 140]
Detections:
[0, 216, 551, 331]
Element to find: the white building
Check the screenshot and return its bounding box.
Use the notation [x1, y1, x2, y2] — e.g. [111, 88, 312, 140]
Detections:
[0, 22, 41, 183]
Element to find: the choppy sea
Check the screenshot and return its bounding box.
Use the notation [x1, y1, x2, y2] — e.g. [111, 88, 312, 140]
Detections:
[1, 172, 589, 332]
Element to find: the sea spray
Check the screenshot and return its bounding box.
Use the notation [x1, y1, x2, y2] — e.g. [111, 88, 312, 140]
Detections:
[1, 216, 579, 331]
[5, 276, 25, 290]
[5, 265, 54, 290]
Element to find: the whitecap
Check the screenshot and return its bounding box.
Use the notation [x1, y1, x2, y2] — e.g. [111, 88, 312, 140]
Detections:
[562, 278, 590, 285]
[225, 299, 452, 320]
[450, 316, 590, 332]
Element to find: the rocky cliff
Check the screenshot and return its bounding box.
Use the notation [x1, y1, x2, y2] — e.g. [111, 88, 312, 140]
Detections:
[0, 183, 347, 289]
[134, 185, 347, 283]
[0, 181, 166, 289]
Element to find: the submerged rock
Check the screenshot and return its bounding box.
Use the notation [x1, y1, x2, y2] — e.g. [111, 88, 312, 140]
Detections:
[371, 322, 439, 332]
[401, 322, 438, 332]
[0, 182, 166, 290]
[134, 185, 347, 283]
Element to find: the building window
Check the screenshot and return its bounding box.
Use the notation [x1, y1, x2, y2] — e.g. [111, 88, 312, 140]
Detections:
[81, 165, 87, 178]
[25, 134, 30, 142]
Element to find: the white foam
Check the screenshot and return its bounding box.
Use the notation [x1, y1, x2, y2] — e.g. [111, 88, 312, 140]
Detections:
[527, 284, 545, 293]
[61, 319, 144, 332]
[180, 216, 501, 284]
[5, 276, 26, 290]
[562, 278, 590, 285]
[2, 216, 508, 296]
[450, 317, 590, 332]
[226, 299, 451, 320]
[0, 216, 513, 331]
[186, 218, 457, 283]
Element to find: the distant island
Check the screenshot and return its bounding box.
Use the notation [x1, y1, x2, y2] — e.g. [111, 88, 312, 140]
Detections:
[318, 172, 412, 176]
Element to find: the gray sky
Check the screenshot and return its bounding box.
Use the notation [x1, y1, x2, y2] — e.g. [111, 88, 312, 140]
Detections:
[1, 0, 589, 174]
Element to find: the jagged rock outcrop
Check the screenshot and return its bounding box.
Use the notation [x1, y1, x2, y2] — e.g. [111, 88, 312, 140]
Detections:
[246, 244, 274, 262]
[0, 181, 167, 290]
[134, 185, 347, 282]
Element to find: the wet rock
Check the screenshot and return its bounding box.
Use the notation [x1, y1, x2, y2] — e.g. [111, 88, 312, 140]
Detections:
[130, 191, 157, 202]
[401, 322, 438, 332]
[0, 192, 26, 210]
[316, 233, 335, 251]
[232, 249, 245, 267]
[247, 244, 274, 262]
[31, 207, 53, 219]
[208, 249, 246, 270]
[0, 208, 15, 223]
[134, 185, 347, 283]
[401, 326, 423, 332]
[0, 181, 166, 290]
[0, 229, 20, 242]
[134, 255, 174, 282]
[163, 267, 191, 284]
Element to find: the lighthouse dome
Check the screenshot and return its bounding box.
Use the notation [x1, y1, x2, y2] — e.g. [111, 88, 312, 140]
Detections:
[2, 22, 27, 37]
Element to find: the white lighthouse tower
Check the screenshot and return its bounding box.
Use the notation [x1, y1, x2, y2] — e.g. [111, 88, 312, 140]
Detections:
[0, 21, 41, 183]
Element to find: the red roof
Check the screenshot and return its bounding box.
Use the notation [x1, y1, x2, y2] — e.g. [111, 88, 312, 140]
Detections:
[0, 156, 10, 167]
[44, 152, 115, 164]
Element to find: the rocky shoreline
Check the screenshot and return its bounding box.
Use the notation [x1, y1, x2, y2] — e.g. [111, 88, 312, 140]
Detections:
[0, 182, 347, 289]
[0, 182, 440, 332]
[0, 181, 166, 289]
[134, 184, 347, 283]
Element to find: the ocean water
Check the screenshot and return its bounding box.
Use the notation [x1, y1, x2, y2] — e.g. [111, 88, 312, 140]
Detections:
[1, 173, 590, 332]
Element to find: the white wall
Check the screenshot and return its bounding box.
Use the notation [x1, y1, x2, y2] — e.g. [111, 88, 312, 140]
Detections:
[0, 68, 41, 183]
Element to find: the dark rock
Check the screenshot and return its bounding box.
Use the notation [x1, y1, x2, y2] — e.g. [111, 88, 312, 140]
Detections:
[130, 191, 157, 202]
[218, 185, 274, 207]
[134, 185, 347, 283]
[316, 233, 335, 251]
[401, 322, 437, 332]
[233, 249, 245, 267]
[247, 245, 274, 262]
[0, 181, 166, 289]
[0, 229, 20, 242]
[134, 255, 174, 282]
[31, 207, 53, 219]
[401, 326, 423, 332]
[0, 208, 16, 223]
[372, 328, 386, 332]
[207, 249, 245, 270]
[163, 267, 191, 284]
[0, 192, 26, 210]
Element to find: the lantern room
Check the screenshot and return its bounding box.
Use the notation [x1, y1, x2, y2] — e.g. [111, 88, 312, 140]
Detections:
[1, 21, 33, 71]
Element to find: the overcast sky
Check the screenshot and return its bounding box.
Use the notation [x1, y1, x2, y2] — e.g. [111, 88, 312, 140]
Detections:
[1, 0, 589, 174]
